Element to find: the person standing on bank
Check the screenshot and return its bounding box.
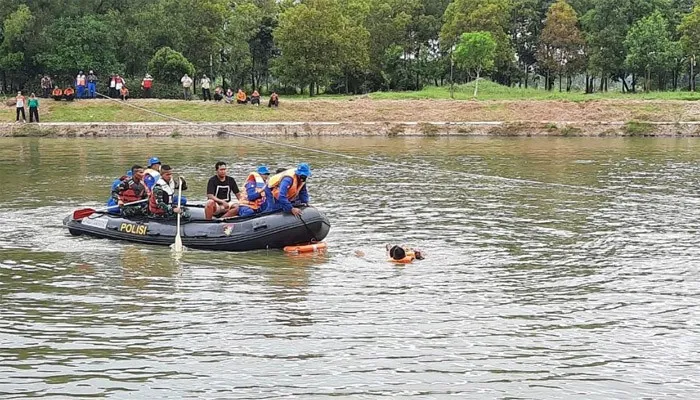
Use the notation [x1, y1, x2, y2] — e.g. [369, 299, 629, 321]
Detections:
[181, 74, 193, 100]
[76, 70, 87, 99]
[15, 91, 26, 123]
[201, 74, 211, 101]
[28, 93, 39, 123]
[40, 75, 52, 98]
[141, 73, 153, 98]
[87, 70, 98, 99]
[204, 161, 241, 220]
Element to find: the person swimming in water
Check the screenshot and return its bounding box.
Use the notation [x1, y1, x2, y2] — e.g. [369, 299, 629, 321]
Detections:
[387, 244, 424, 262]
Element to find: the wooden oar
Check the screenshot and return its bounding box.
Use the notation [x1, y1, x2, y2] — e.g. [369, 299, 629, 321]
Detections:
[172, 178, 184, 252]
[73, 199, 148, 220]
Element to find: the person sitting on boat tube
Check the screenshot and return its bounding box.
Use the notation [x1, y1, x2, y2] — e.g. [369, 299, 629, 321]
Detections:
[266, 163, 311, 217]
[116, 165, 148, 217]
[205, 161, 241, 219]
[148, 164, 190, 219]
[238, 165, 271, 217]
[387, 244, 425, 263]
[107, 169, 133, 210]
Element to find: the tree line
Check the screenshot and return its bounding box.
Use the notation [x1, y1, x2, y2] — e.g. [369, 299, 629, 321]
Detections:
[2, 0, 700, 96]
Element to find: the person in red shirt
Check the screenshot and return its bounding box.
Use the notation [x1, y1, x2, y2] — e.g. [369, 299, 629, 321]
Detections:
[141, 74, 153, 98]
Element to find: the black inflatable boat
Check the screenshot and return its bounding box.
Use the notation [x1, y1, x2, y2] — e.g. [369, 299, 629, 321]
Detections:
[63, 205, 330, 252]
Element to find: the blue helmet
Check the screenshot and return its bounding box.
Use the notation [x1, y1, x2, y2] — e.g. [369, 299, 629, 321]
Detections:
[295, 163, 311, 178]
[126, 169, 133, 177]
[147, 157, 161, 167]
[256, 165, 270, 175]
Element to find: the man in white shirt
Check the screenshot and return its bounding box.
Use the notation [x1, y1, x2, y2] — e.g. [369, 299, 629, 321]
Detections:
[201, 74, 211, 101]
[181, 74, 193, 100]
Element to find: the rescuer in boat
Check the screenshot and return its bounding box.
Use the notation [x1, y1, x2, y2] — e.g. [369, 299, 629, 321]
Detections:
[266, 163, 311, 217]
[116, 165, 148, 217]
[237, 165, 271, 217]
[148, 164, 190, 219]
[107, 169, 132, 209]
[143, 157, 162, 190]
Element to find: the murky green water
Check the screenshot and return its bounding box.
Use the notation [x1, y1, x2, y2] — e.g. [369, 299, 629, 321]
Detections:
[1, 137, 699, 398]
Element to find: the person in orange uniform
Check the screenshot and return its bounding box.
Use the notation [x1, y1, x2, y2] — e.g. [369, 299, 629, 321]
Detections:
[63, 86, 75, 101]
[236, 88, 247, 104]
[238, 165, 271, 217]
[52, 87, 63, 101]
[265, 163, 310, 217]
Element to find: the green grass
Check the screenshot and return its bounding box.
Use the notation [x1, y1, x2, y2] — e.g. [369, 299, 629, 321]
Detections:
[368, 80, 700, 101]
[3, 80, 699, 124]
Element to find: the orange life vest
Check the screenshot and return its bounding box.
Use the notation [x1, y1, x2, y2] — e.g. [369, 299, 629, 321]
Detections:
[119, 179, 147, 203]
[52, 88, 63, 96]
[390, 250, 416, 264]
[267, 169, 304, 201]
[64, 88, 75, 95]
[239, 172, 267, 210]
[148, 179, 174, 215]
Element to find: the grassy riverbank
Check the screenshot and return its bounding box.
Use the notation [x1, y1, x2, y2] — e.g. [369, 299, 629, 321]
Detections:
[3, 81, 700, 124]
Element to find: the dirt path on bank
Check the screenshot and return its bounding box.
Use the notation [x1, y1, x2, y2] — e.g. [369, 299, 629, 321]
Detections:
[3, 98, 699, 123]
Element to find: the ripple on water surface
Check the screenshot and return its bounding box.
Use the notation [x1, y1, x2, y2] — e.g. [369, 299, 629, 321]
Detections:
[0, 137, 699, 398]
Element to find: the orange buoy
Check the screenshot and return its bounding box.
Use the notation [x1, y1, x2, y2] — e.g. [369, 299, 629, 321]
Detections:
[284, 241, 328, 253]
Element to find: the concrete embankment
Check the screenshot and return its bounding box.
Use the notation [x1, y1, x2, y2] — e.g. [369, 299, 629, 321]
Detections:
[3, 120, 700, 137]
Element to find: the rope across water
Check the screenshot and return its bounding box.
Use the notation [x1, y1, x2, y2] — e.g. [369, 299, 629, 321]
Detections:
[94, 91, 700, 206]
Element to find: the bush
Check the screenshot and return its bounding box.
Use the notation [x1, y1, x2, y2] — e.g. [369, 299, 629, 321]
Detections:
[148, 47, 195, 83]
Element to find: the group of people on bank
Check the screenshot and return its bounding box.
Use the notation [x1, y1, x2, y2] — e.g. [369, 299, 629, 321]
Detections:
[108, 158, 311, 220]
[180, 73, 280, 107]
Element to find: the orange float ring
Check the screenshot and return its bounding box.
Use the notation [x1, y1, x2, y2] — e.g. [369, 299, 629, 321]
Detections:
[284, 241, 328, 253]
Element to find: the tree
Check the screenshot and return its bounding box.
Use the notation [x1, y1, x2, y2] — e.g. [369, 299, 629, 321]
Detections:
[441, 0, 514, 83]
[35, 14, 123, 83]
[148, 46, 195, 82]
[625, 10, 678, 91]
[453, 31, 496, 97]
[678, 3, 700, 90]
[0, 5, 34, 88]
[274, 0, 352, 95]
[538, 0, 585, 91]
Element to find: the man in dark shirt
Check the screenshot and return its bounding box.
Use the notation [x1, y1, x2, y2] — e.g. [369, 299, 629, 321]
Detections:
[205, 161, 241, 219]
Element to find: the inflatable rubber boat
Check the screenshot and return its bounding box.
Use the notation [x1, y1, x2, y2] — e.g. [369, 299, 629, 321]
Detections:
[63, 205, 330, 252]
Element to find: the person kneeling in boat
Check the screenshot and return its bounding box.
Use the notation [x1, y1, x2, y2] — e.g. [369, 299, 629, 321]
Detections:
[148, 164, 190, 219]
[116, 165, 148, 217]
[266, 163, 311, 217]
[107, 169, 133, 210]
[205, 161, 241, 219]
[238, 165, 271, 217]
[387, 244, 425, 263]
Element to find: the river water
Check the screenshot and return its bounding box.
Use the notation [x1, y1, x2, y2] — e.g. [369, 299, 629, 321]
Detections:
[0, 137, 698, 399]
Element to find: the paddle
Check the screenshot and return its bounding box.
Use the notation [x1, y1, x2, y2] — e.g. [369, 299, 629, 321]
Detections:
[172, 178, 184, 252]
[73, 199, 148, 220]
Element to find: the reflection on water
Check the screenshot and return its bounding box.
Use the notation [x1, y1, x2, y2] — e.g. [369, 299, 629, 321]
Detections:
[0, 137, 699, 398]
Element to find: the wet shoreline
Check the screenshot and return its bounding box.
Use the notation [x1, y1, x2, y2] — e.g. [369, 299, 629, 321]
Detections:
[2, 120, 700, 137]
